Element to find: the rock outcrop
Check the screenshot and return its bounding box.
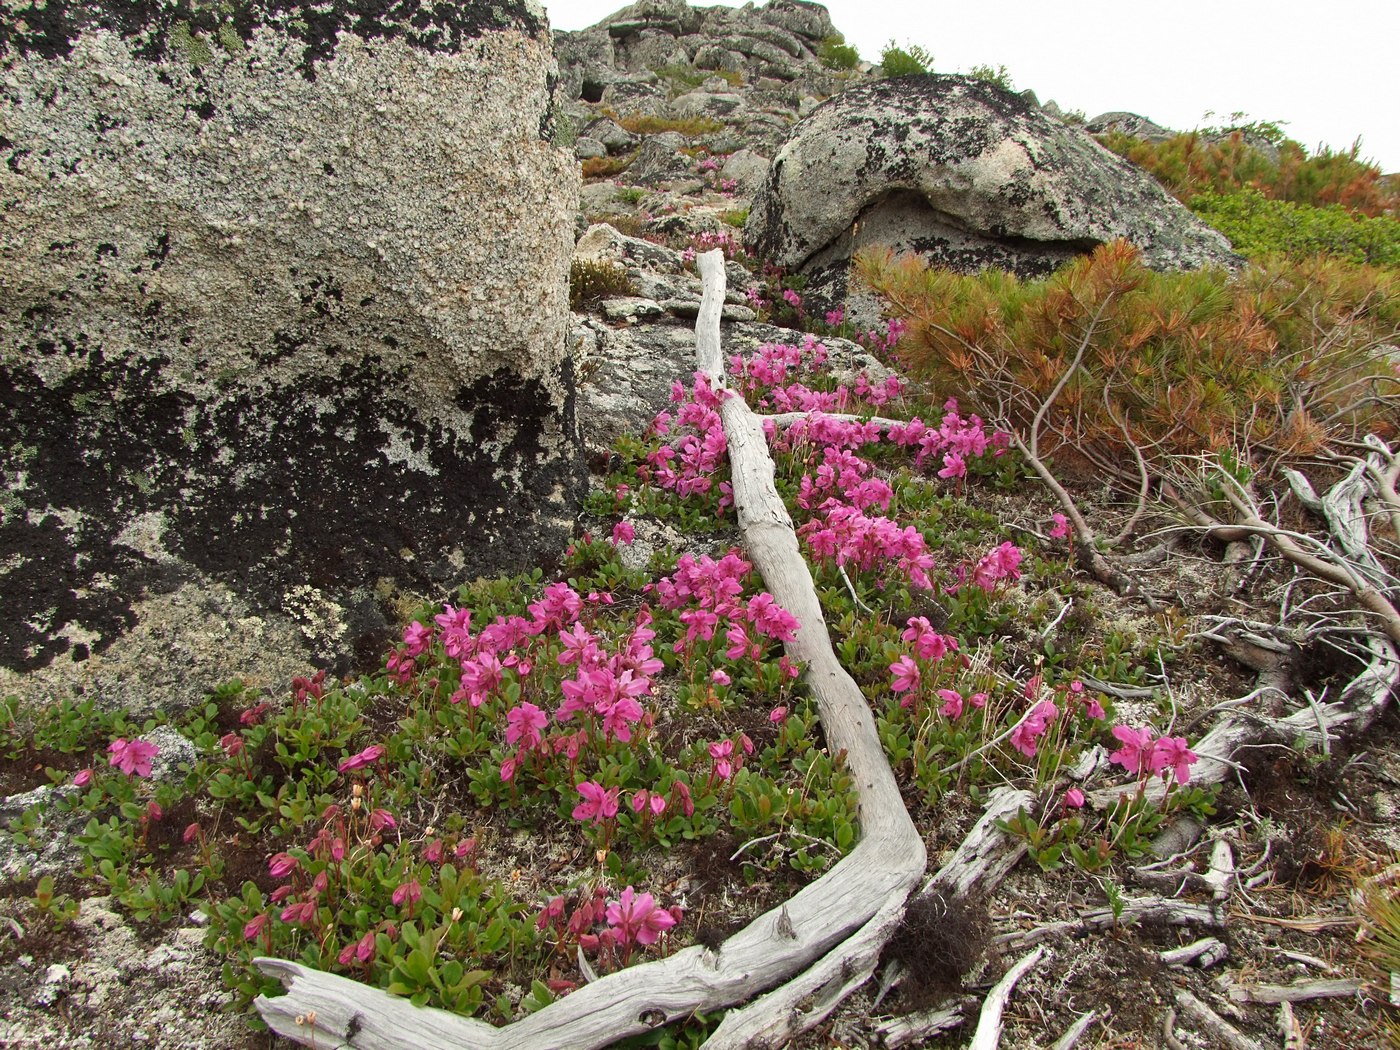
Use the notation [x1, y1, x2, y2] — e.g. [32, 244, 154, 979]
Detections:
[745, 75, 1239, 309]
[0, 1, 582, 706]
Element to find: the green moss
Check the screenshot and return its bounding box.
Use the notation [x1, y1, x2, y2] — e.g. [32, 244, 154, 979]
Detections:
[169, 22, 213, 67]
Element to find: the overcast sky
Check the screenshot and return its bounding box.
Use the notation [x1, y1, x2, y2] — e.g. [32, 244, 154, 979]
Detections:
[543, 0, 1400, 173]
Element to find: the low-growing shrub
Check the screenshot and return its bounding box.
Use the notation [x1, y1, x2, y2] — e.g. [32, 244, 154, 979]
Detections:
[818, 35, 860, 70]
[1191, 189, 1400, 267]
[857, 240, 1400, 468]
[569, 259, 638, 310]
[878, 40, 933, 77]
[1100, 130, 1399, 217]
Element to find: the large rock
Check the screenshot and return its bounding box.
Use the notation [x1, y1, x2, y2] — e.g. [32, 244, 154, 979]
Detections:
[746, 75, 1238, 308]
[0, 1, 583, 707]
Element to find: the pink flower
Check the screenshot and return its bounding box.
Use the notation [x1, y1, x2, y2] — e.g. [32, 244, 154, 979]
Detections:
[937, 688, 964, 718]
[505, 702, 547, 750]
[1149, 736, 1198, 784]
[338, 744, 385, 773]
[369, 808, 397, 832]
[392, 879, 422, 910]
[107, 738, 158, 778]
[500, 756, 519, 782]
[1049, 513, 1070, 540]
[937, 451, 966, 480]
[710, 669, 731, 686]
[612, 521, 635, 546]
[72, 768, 93, 787]
[281, 900, 317, 926]
[1063, 787, 1086, 810]
[402, 620, 433, 657]
[220, 732, 244, 757]
[1109, 725, 1156, 776]
[708, 739, 735, 780]
[243, 913, 270, 942]
[769, 706, 788, 723]
[890, 655, 921, 694]
[573, 781, 620, 824]
[268, 852, 299, 879]
[606, 886, 678, 948]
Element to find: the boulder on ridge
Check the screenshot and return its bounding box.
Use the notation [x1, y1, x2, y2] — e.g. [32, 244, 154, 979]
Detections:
[745, 75, 1239, 310]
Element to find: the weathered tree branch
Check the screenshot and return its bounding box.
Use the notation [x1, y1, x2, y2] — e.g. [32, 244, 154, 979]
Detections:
[252, 251, 925, 1049]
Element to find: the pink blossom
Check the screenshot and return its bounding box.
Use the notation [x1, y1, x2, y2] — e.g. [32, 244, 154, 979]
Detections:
[402, 620, 433, 657]
[72, 768, 93, 787]
[769, 706, 788, 723]
[369, 808, 397, 832]
[505, 702, 548, 749]
[606, 886, 678, 948]
[937, 688, 965, 718]
[391, 879, 422, 910]
[107, 738, 158, 778]
[1108, 725, 1156, 776]
[268, 852, 300, 879]
[708, 739, 735, 780]
[500, 756, 519, 782]
[1063, 788, 1086, 810]
[710, 669, 731, 686]
[1149, 736, 1198, 784]
[338, 744, 385, 773]
[1049, 513, 1070, 540]
[890, 655, 921, 694]
[573, 781, 620, 824]
[243, 913, 270, 942]
[281, 900, 317, 926]
[612, 521, 635, 546]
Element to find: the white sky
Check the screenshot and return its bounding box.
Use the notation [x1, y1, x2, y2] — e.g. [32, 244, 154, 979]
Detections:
[542, 0, 1400, 173]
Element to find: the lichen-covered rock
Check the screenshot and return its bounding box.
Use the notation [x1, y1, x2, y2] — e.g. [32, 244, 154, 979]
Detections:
[746, 75, 1239, 308]
[0, 1, 583, 701]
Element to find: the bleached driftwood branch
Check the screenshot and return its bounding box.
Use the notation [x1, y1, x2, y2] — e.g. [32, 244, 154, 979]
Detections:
[252, 251, 925, 1049]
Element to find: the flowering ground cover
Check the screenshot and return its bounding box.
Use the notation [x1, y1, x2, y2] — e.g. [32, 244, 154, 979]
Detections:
[3, 271, 1398, 1047]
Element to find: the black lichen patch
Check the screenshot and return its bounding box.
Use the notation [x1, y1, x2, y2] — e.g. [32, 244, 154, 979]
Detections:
[2, 327, 585, 676]
[0, 348, 195, 671]
[0, 1, 547, 79]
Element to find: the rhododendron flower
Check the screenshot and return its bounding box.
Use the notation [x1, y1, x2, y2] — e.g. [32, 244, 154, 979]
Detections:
[708, 739, 735, 780]
[338, 744, 385, 773]
[240, 701, 271, 726]
[243, 913, 270, 942]
[505, 702, 548, 750]
[671, 780, 695, 817]
[631, 789, 666, 816]
[612, 521, 635, 546]
[938, 451, 966, 480]
[606, 886, 677, 948]
[1063, 787, 1086, 810]
[1009, 700, 1059, 758]
[281, 900, 317, 926]
[1108, 725, 1155, 775]
[392, 879, 422, 910]
[368, 808, 397, 832]
[1049, 513, 1070, 540]
[220, 732, 244, 757]
[711, 669, 731, 686]
[500, 756, 519, 782]
[107, 738, 158, 778]
[402, 620, 433, 656]
[573, 781, 620, 824]
[72, 768, 93, 787]
[268, 852, 299, 879]
[1149, 736, 1198, 784]
[769, 706, 788, 723]
[890, 655, 920, 694]
[937, 689, 965, 718]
